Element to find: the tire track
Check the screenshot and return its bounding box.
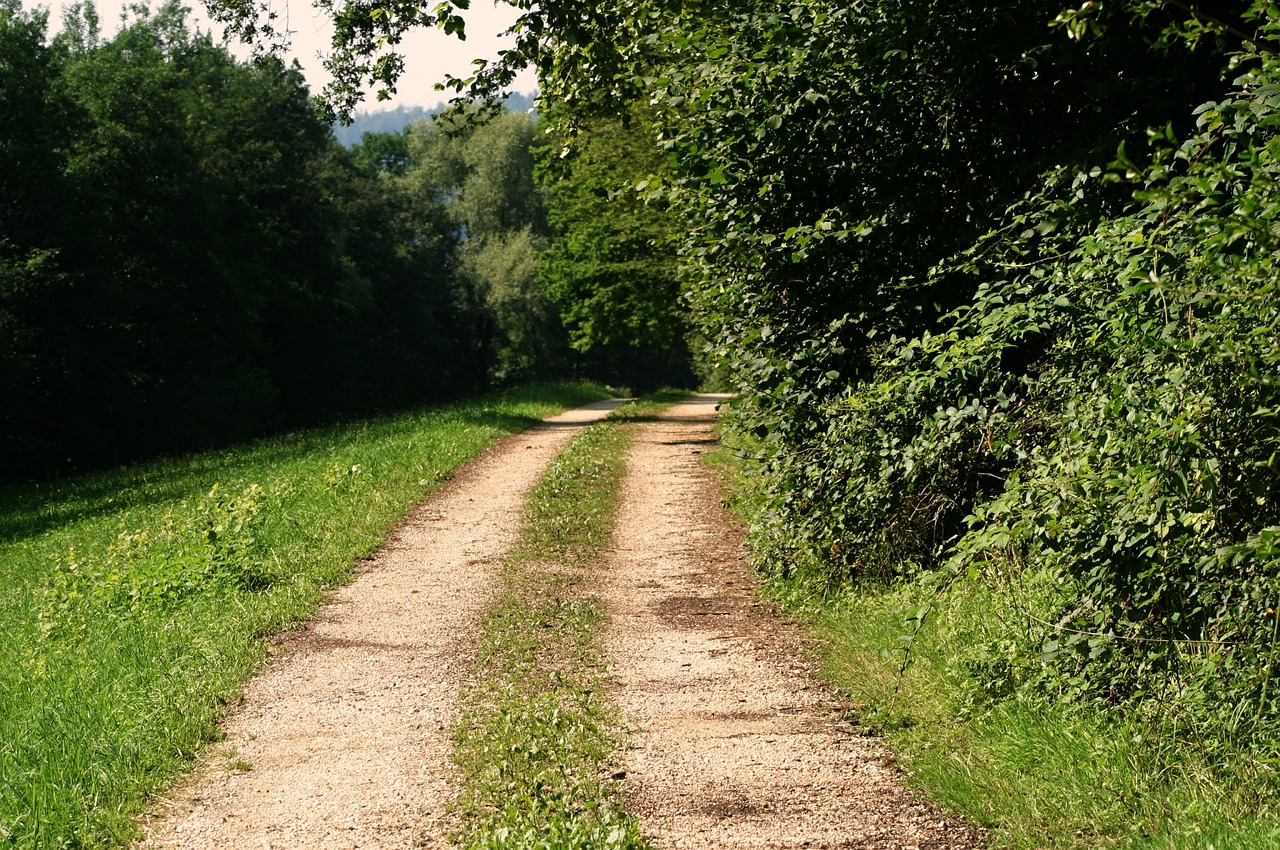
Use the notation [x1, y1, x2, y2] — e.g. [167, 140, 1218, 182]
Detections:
[137, 400, 621, 850]
[605, 395, 983, 849]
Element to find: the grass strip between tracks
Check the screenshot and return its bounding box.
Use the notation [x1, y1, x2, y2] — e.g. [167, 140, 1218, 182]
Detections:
[451, 393, 688, 850]
[0, 382, 612, 850]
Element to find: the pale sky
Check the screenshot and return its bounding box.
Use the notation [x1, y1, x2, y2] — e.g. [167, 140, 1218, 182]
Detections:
[22, 0, 537, 110]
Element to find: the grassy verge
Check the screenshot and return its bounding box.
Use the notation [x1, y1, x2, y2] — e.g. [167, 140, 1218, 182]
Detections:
[451, 394, 686, 850]
[710, 436, 1280, 850]
[804, 577, 1280, 850]
[0, 382, 611, 850]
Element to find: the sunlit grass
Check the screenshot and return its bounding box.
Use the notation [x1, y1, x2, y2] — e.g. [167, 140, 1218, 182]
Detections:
[0, 382, 611, 849]
[808, 578, 1280, 849]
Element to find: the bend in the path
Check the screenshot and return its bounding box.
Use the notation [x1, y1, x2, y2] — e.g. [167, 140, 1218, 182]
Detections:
[138, 400, 622, 850]
[606, 394, 983, 850]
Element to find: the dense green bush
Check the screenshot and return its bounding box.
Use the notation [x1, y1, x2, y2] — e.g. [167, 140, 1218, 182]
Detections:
[728, 5, 1280, 747]
[456, 0, 1280, 753]
[954, 50, 1280, 730]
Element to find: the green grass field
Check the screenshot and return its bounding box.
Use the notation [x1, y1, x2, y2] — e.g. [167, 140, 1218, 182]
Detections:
[0, 383, 610, 849]
[800, 576, 1280, 850]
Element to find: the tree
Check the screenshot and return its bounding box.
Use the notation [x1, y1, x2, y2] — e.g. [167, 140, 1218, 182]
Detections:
[408, 109, 566, 385]
[351, 127, 411, 174]
[0, 0, 471, 479]
[323, 133, 469, 407]
[0, 0, 84, 475]
[55, 2, 330, 452]
[536, 109, 692, 389]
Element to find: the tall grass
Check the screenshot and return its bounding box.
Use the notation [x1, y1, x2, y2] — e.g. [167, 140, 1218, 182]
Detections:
[0, 383, 611, 850]
[806, 578, 1280, 849]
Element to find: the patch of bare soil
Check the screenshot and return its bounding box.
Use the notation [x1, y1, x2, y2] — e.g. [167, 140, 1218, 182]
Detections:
[606, 395, 985, 850]
[136, 401, 621, 850]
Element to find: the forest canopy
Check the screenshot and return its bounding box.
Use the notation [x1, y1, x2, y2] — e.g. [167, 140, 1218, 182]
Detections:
[0, 0, 471, 476]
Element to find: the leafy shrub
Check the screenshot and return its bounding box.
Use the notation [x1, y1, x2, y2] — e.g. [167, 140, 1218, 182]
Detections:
[959, 54, 1280, 735]
[731, 2, 1280, 753]
[786, 17, 1280, 748]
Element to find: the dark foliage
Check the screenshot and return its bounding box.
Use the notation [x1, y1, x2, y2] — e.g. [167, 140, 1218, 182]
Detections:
[0, 0, 472, 481]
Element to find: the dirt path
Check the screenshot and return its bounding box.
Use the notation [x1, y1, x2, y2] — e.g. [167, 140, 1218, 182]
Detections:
[606, 395, 983, 849]
[138, 395, 982, 850]
[137, 401, 621, 850]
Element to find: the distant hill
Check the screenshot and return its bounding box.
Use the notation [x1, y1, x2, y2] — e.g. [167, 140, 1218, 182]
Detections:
[332, 105, 439, 146]
[332, 92, 538, 146]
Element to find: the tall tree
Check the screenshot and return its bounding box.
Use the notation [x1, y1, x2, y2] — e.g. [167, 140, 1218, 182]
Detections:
[536, 109, 692, 390]
[0, 0, 83, 473]
[0, 0, 471, 479]
[408, 109, 565, 384]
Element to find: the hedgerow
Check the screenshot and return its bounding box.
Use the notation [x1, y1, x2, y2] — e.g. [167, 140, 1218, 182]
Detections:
[950, 47, 1280, 739]
[729, 6, 1280, 756]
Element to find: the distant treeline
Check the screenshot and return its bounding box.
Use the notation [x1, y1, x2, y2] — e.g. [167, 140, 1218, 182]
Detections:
[331, 93, 536, 147]
[333, 106, 442, 147]
[0, 0, 686, 482]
